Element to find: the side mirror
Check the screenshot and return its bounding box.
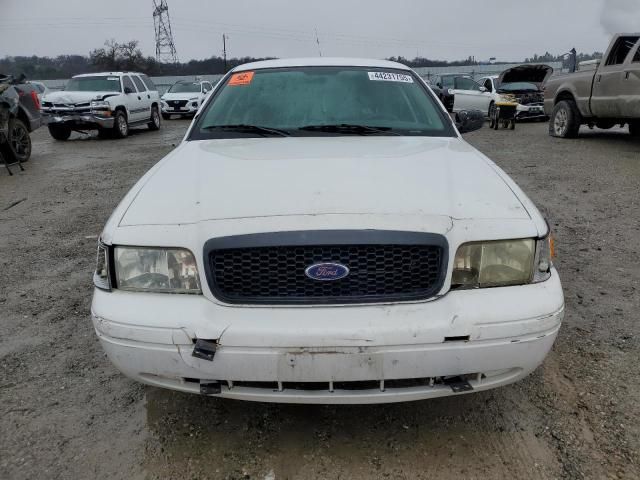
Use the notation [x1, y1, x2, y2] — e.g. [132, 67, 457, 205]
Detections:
[455, 110, 484, 134]
[436, 82, 442, 88]
[124, 86, 134, 94]
[479, 86, 487, 92]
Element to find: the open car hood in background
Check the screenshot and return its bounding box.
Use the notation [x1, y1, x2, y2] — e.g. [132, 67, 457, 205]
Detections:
[497, 64, 553, 86]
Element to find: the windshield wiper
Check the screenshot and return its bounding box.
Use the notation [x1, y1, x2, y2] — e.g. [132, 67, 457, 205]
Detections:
[298, 124, 401, 136]
[201, 124, 290, 137]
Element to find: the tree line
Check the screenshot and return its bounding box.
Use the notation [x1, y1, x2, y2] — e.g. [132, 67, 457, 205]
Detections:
[0, 39, 604, 80]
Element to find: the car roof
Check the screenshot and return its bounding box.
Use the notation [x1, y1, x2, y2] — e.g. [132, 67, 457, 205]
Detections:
[232, 57, 411, 72]
[73, 72, 145, 78]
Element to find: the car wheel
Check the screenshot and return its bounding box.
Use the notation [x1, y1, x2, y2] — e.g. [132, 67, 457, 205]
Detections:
[48, 124, 72, 141]
[630, 121, 640, 138]
[161, 113, 170, 120]
[549, 100, 581, 138]
[3, 118, 32, 162]
[488, 101, 495, 119]
[148, 106, 161, 131]
[112, 111, 129, 139]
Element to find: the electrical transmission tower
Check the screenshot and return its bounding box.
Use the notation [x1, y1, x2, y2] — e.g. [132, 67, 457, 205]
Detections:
[152, 0, 178, 63]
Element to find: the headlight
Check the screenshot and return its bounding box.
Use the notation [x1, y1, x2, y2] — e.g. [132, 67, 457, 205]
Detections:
[93, 243, 111, 290]
[90, 100, 110, 111]
[114, 247, 201, 293]
[452, 238, 534, 288]
[452, 234, 555, 288]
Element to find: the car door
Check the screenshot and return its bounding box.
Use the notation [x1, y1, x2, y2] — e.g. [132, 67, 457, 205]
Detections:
[620, 38, 640, 118]
[122, 75, 144, 122]
[132, 75, 152, 119]
[452, 77, 492, 113]
[591, 35, 640, 117]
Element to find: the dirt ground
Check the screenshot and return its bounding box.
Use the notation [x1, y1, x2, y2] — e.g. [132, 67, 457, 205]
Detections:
[1, 119, 638, 480]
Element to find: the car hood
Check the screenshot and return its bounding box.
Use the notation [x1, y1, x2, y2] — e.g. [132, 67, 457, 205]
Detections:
[497, 64, 553, 86]
[162, 92, 201, 101]
[119, 136, 531, 226]
[43, 90, 119, 103]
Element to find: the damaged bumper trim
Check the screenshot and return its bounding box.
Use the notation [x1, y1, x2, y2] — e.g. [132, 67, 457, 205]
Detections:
[41, 112, 114, 128]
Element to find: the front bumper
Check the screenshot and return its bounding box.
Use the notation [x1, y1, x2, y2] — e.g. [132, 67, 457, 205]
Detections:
[515, 104, 547, 119]
[161, 103, 198, 115]
[42, 112, 114, 129]
[91, 269, 564, 404]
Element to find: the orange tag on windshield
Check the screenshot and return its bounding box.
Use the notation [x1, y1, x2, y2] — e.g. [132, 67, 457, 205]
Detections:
[229, 71, 254, 86]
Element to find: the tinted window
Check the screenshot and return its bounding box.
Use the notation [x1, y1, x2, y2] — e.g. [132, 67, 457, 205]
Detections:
[169, 82, 201, 93]
[65, 76, 121, 92]
[455, 77, 479, 90]
[122, 76, 136, 93]
[483, 79, 493, 92]
[605, 36, 640, 65]
[140, 74, 157, 91]
[440, 76, 454, 88]
[203, 82, 213, 92]
[191, 67, 452, 139]
[132, 75, 147, 92]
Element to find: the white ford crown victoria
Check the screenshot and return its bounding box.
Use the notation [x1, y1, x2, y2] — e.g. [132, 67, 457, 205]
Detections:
[92, 58, 563, 404]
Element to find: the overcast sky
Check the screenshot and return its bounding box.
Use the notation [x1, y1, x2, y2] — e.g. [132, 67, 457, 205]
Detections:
[1, 0, 638, 62]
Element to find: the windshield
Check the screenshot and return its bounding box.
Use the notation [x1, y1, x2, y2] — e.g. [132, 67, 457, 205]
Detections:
[169, 82, 201, 93]
[65, 76, 121, 92]
[190, 67, 452, 139]
[498, 82, 539, 92]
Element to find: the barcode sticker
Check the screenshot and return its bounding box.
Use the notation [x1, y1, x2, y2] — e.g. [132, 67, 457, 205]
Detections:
[368, 72, 414, 83]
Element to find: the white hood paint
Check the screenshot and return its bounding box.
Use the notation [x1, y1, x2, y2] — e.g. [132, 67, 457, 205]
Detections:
[43, 90, 118, 104]
[162, 92, 202, 101]
[118, 136, 530, 227]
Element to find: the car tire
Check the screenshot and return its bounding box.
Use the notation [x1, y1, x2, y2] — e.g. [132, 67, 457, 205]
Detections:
[161, 113, 170, 120]
[628, 121, 640, 137]
[48, 124, 72, 141]
[148, 106, 161, 131]
[2, 118, 32, 163]
[488, 101, 495, 119]
[112, 110, 129, 139]
[549, 100, 581, 138]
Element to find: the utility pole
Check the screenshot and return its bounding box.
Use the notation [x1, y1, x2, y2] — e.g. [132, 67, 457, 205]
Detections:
[223, 34, 228, 73]
[152, 0, 178, 64]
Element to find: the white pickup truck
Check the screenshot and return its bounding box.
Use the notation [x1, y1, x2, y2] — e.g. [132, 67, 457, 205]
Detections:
[41, 72, 161, 140]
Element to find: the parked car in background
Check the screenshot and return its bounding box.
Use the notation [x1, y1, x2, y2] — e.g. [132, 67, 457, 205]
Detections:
[446, 75, 493, 115]
[0, 74, 42, 164]
[544, 33, 640, 137]
[479, 64, 552, 121]
[429, 76, 455, 112]
[161, 80, 214, 119]
[28, 81, 50, 103]
[41, 72, 161, 140]
[92, 58, 562, 405]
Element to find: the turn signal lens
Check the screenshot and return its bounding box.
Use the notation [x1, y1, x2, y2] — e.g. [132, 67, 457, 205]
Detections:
[93, 243, 111, 290]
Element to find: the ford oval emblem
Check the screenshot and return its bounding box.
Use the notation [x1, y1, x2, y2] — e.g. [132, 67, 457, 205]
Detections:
[305, 262, 350, 281]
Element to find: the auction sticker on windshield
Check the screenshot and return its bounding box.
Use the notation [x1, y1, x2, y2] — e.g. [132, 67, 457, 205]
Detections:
[229, 71, 255, 86]
[368, 72, 414, 83]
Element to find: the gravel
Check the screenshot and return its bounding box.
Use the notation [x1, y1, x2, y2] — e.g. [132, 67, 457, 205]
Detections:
[1, 119, 638, 480]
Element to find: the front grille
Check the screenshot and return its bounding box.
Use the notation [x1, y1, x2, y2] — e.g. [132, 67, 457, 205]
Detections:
[204, 231, 447, 305]
[170, 100, 188, 107]
[42, 102, 91, 115]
